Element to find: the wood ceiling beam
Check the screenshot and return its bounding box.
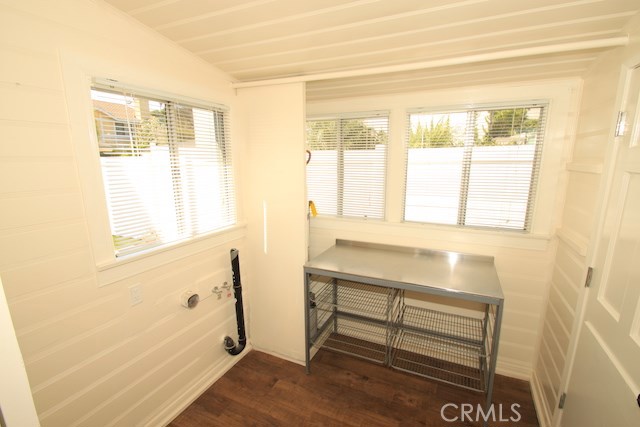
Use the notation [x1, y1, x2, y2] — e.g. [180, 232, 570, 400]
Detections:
[231, 36, 627, 88]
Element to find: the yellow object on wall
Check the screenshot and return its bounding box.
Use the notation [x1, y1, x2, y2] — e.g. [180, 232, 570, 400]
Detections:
[308, 200, 318, 217]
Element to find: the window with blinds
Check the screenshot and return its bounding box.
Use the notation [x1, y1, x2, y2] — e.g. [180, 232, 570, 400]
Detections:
[91, 83, 235, 257]
[404, 104, 546, 231]
[306, 113, 388, 219]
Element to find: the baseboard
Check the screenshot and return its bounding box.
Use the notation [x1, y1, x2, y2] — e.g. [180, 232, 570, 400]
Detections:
[530, 369, 552, 427]
[147, 343, 253, 427]
[251, 345, 306, 367]
[496, 357, 530, 381]
[251, 349, 533, 381]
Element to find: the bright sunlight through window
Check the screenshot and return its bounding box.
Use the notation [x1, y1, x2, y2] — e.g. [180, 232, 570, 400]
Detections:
[91, 84, 235, 257]
[404, 104, 546, 231]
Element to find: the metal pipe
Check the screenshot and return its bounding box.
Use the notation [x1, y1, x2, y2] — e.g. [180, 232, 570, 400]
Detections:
[224, 248, 247, 356]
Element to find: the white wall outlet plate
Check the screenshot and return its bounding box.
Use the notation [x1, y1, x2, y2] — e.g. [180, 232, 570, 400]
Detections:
[129, 284, 143, 306]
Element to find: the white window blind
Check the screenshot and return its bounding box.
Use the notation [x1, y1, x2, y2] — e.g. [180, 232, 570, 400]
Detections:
[404, 103, 546, 231]
[306, 113, 388, 219]
[91, 83, 235, 256]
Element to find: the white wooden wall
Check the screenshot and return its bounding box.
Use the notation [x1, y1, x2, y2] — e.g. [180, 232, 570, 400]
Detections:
[1, 1, 638, 426]
[236, 83, 308, 363]
[0, 1, 248, 425]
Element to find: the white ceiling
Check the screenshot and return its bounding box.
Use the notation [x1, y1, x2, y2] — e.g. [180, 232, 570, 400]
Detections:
[105, 0, 640, 100]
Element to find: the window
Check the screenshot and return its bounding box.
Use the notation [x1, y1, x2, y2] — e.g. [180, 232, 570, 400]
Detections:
[91, 83, 235, 257]
[404, 104, 546, 231]
[306, 112, 388, 219]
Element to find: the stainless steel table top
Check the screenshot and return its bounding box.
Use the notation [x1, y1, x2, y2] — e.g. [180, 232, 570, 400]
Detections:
[304, 240, 503, 304]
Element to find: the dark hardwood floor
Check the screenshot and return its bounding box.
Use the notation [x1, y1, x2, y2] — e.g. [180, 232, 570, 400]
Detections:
[168, 349, 539, 427]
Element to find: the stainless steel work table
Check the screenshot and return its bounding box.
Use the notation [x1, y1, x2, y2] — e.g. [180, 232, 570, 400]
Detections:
[303, 239, 504, 410]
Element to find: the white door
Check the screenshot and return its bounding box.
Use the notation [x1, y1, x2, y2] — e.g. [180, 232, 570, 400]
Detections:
[562, 65, 640, 427]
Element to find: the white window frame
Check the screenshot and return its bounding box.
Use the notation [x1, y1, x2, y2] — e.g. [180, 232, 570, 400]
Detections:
[61, 67, 243, 286]
[403, 101, 548, 232]
[91, 80, 237, 257]
[306, 111, 389, 220]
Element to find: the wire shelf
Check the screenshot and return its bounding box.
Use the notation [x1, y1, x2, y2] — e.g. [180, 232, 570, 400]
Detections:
[392, 330, 486, 391]
[401, 305, 485, 345]
[312, 276, 399, 321]
[392, 305, 490, 392]
[315, 316, 391, 364]
[308, 275, 334, 296]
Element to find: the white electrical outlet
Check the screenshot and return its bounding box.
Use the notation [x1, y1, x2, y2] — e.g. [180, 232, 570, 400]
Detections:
[129, 284, 143, 306]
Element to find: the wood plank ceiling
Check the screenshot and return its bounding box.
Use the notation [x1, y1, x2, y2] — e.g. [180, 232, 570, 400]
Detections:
[104, 0, 640, 100]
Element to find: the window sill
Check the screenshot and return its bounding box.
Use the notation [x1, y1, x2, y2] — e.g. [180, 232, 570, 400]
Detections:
[310, 216, 551, 251]
[95, 223, 247, 287]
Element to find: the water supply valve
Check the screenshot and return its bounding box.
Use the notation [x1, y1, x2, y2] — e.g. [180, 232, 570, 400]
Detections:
[221, 281, 232, 298]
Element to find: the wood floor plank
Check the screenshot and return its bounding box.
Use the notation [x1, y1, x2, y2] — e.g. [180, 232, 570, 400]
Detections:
[168, 350, 539, 427]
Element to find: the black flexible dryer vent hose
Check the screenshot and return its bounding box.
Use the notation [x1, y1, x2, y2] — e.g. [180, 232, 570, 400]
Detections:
[224, 248, 247, 356]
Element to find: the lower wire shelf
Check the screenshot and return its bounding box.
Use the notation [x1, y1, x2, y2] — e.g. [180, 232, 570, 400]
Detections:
[393, 305, 489, 392]
[312, 303, 492, 392]
[313, 315, 391, 364]
[391, 330, 486, 391]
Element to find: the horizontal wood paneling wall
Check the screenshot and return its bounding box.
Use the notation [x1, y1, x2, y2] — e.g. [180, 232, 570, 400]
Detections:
[0, 1, 246, 426]
[533, 238, 586, 426]
[530, 18, 640, 422]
